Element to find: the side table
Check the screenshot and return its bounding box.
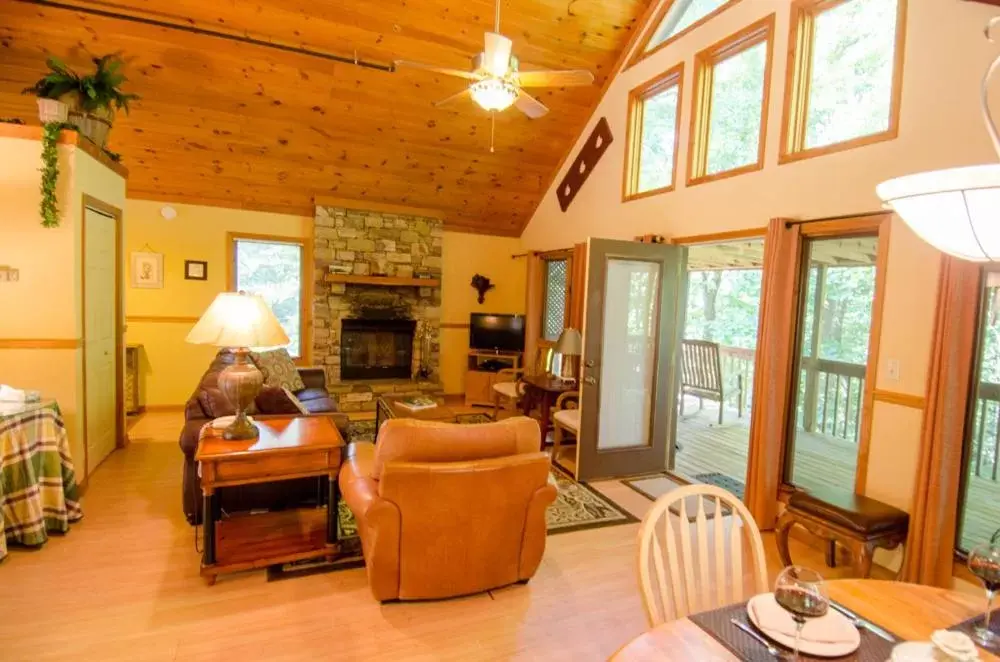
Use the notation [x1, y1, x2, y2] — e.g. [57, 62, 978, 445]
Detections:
[195, 416, 345, 584]
[520, 374, 578, 450]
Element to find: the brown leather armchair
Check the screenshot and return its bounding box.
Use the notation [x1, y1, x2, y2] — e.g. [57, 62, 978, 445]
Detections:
[339, 416, 557, 602]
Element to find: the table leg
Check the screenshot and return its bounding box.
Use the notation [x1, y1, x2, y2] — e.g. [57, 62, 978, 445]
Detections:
[520, 385, 533, 417]
[327, 474, 340, 545]
[538, 392, 553, 451]
[203, 489, 217, 567]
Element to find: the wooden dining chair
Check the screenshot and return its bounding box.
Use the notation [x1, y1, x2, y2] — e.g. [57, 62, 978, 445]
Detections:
[636, 484, 768, 627]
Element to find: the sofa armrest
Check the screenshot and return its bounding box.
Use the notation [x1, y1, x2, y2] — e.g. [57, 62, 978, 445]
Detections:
[298, 367, 327, 391]
[179, 418, 208, 458]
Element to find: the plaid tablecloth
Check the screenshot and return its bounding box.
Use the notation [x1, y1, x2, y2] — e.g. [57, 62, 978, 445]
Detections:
[0, 401, 83, 561]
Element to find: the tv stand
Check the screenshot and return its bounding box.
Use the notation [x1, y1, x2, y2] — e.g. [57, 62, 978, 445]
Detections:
[464, 349, 522, 408]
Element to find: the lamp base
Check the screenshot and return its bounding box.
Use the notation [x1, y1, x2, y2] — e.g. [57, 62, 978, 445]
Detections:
[218, 348, 262, 441]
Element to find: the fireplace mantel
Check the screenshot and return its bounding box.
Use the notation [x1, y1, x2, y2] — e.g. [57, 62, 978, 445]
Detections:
[324, 274, 441, 288]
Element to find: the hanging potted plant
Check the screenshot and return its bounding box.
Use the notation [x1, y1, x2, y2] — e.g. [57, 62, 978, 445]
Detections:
[71, 55, 139, 148]
[22, 57, 83, 124]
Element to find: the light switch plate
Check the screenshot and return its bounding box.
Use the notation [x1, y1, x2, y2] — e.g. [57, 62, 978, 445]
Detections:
[0, 266, 18, 282]
[886, 359, 900, 381]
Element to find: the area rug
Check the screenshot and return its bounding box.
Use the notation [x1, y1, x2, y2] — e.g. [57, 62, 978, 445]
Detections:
[693, 472, 746, 500]
[267, 417, 635, 581]
[622, 473, 731, 520]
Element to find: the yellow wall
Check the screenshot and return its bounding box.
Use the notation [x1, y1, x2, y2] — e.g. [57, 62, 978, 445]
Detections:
[124, 202, 525, 403]
[440, 232, 526, 394]
[124, 200, 311, 406]
[0, 135, 126, 482]
[520, 0, 993, 519]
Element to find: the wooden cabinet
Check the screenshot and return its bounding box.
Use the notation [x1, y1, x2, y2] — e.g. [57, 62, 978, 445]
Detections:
[464, 351, 521, 407]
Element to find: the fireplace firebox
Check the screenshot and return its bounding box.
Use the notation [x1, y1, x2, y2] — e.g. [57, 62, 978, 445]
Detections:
[340, 318, 416, 380]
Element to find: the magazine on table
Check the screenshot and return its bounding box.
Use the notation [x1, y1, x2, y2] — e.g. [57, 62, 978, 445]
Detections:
[396, 396, 438, 411]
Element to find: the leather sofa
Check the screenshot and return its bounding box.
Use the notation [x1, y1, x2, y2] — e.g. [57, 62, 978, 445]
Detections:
[179, 350, 349, 524]
[339, 416, 557, 602]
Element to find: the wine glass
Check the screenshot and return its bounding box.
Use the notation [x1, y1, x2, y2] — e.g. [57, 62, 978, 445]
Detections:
[967, 541, 1000, 646]
[774, 565, 830, 660]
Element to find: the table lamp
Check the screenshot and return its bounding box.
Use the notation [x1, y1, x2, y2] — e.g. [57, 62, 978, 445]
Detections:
[552, 327, 582, 382]
[186, 292, 289, 440]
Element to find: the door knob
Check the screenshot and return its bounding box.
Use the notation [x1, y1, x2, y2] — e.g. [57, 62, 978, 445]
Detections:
[584, 376, 596, 385]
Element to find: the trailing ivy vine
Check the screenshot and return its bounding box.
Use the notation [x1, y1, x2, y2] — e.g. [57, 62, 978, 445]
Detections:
[40, 122, 61, 228]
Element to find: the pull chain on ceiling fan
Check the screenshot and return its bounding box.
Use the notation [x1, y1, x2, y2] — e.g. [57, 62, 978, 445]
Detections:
[394, 0, 595, 152]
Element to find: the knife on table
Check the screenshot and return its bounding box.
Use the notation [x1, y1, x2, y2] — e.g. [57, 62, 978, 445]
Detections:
[830, 602, 896, 642]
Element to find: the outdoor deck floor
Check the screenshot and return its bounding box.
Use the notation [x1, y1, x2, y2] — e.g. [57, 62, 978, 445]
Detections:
[673, 400, 999, 549]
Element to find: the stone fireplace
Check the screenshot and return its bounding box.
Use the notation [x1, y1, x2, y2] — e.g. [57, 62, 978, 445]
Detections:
[312, 204, 444, 411]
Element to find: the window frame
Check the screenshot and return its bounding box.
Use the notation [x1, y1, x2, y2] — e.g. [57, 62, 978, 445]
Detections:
[778, 0, 908, 165]
[778, 214, 890, 496]
[539, 249, 573, 343]
[623, 62, 685, 202]
[686, 14, 776, 187]
[226, 231, 312, 364]
[628, 0, 743, 70]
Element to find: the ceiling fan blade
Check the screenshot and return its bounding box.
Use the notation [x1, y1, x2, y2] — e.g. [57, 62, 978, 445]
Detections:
[394, 60, 480, 81]
[434, 88, 473, 108]
[483, 32, 513, 77]
[514, 90, 549, 119]
[517, 69, 595, 88]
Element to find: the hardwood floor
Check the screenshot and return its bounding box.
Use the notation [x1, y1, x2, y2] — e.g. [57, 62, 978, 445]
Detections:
[0, 412, 883, 662]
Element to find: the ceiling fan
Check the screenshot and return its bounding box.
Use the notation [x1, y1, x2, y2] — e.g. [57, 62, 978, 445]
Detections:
[394, 0, 595, 148]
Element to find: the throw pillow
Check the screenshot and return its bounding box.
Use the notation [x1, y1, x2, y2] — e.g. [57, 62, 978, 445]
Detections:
[250, 348, 306, 392]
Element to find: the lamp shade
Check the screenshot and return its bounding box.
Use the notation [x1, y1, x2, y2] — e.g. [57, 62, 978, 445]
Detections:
[186, 292, 289, 348]
[876, 164, 1000, 262]
[554, 327, 582, 356]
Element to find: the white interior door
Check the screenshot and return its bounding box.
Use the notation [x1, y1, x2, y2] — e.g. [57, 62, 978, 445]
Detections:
[84, 206, 119, 475]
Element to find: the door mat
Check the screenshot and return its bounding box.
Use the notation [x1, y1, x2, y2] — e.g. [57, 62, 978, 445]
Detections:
[694, 472, 746, 500]
[622, 473, 731, 520]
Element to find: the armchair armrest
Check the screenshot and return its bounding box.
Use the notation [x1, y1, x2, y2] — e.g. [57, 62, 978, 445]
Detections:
[555, 391, 580, 410]
[495, 367, 525, 383]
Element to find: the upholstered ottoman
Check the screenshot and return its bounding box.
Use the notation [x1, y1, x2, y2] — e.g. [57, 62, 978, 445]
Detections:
[775, 486, 908, 578]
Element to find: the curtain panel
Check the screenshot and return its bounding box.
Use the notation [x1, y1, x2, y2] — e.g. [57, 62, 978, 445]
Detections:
[901, 256, 982, 587]
[745, 218, 803, 530]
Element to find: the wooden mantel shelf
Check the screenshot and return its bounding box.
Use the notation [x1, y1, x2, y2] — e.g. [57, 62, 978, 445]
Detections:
[323, 274, 441, 287]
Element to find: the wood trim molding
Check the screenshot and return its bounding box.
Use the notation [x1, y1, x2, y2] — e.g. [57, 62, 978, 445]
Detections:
[313, 195, 445, 220]
[670, 227, 768, 245]
[686, 14, 777, 188]
[126, 315, 201, 324]
[226, 232, 311, 363]
[872, 389, 926, 409]
[778, 0, 908, 166]
[517, 0, 665, 235]
[0, 338, 82, 349]
[627, 0, 744, 70]
[855, 216, 891, 495]
[622, 62, 685, 202]
[0, 124, 129, 178]
[799, 212, 892, 238]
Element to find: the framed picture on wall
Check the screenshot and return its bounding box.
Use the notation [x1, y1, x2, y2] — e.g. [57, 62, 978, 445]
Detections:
[185, 260, 208, 281]
[131, 251, 164, 289]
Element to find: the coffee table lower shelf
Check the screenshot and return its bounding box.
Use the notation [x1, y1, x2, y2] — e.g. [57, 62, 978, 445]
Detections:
[201, 508, 337, 581]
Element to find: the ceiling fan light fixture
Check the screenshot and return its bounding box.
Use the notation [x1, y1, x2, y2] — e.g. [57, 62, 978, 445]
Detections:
[470, 78, 518, 112]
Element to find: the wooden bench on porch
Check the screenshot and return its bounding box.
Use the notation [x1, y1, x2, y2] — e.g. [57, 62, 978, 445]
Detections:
[680, 339, 743, 425]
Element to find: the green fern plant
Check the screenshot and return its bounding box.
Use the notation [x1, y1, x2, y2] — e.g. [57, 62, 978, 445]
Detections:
[78, 55, 140, 117]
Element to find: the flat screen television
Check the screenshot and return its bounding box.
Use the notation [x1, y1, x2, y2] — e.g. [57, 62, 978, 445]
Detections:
[469, 313, 526, 352]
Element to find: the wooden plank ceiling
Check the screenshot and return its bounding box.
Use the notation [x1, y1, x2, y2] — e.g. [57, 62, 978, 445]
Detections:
[0, 0, 649, 235]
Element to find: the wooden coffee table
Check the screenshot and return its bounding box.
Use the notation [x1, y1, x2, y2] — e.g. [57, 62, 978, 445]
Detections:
[195, 416, 345, 584]
[375, 394, 460, 431]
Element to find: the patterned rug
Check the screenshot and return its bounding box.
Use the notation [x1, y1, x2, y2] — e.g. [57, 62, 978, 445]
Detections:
[693, 472, 746, 500]
[268, 416, 635, 580]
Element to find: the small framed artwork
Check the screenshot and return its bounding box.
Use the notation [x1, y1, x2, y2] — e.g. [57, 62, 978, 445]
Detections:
[131, 252, 164, 289]
[185, 260, 208, 281]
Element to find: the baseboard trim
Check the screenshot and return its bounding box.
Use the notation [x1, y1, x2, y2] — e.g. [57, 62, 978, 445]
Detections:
[142, 404, 186, 412]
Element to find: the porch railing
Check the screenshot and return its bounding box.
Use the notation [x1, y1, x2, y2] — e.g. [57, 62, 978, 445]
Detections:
[970, 382, 1000, 481]
[719, 345, 755, 410]
[799, 357, 866, 443]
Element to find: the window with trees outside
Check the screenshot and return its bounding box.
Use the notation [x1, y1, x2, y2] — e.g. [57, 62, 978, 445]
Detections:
[624, 64, 683, 200]
[640, 0, 738, 59]
[688, 15, 775, 185]
[780, 0, 906, 163]
[230, 235, 306, 359]
[957, 271, 1000, 553]
[541, 256, 570, 341]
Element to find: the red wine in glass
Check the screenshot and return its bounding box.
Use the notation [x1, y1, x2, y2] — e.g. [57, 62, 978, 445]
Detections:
[969, 544, 1000, 645]
[775, 586, 830, 622]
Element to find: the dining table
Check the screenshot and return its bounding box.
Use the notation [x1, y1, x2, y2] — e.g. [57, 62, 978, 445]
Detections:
[611, 580, 1000, 661]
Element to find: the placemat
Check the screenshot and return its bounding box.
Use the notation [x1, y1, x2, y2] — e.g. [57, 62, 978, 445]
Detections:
[688, 600, 900, 661]
[947, 608, 1000, 654]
